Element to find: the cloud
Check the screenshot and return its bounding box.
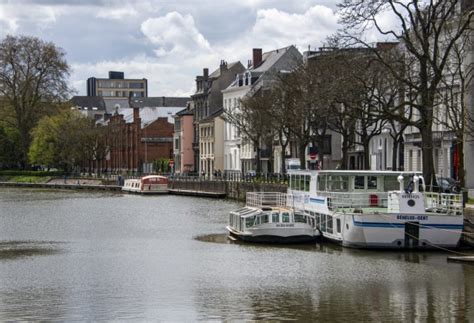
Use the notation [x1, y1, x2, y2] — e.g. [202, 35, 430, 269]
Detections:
[141, 12, 212, 57]
[0, 3, 65, 37]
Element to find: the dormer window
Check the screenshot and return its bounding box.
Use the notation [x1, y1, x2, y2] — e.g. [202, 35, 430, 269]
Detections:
[245, 72, 251, 86]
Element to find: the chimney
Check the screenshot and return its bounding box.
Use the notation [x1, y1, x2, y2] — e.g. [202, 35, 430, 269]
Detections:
[220, 60, 228, 73]
[252, 48, 262, 68]
[247, 60, 252, 68]
[133, 106, 140, 122]
[203, 68, 209, 80]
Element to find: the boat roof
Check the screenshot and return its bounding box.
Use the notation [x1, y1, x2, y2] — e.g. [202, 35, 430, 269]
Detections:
[142, 175, 168, 180]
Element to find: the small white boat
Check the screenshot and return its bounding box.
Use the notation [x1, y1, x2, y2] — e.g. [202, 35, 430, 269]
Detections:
[122, 175, 169, 194]
[227, 192, 320, 243]
[287, 170, 464, 249]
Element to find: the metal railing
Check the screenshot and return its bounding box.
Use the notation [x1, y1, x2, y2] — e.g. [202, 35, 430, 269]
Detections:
[424, 192, 463, 215]
[246, 192, 291, 208]
[318, 192, 389, 211]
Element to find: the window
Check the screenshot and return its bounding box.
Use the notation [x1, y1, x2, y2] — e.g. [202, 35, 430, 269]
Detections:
[321, 214, 326, 232]
[245, 216, 255, 228]
[130, 82, 144, 89]
[294, 213, 305, 223]
[355, 176, 365, 189]
[261, 214, 269, 223]
[327, 215, 333, 234]
[336, 219, 341, 233]
[282, 212, 290, 223]
[272, 212, 279, 223]
[368, 176, 377, 190]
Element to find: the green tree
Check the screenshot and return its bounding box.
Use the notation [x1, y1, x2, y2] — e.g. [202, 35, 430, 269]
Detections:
[29, 110, 96, 171]
[0, 35, 71, 168]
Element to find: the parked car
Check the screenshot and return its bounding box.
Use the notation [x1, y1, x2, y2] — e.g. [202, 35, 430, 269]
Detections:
[436, 176, 461, 193]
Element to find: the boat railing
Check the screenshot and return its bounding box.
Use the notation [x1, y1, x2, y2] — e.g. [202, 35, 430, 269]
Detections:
[318, 192, 389, 211]
[424, 192, 463, 215]
[318, 191, 462, 215]
[246, 192, 291, 208]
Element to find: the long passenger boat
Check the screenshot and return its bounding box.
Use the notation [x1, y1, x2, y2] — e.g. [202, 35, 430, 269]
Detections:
[227, 192, 320, 243]
[287, 170, 463, 249]
[122, 175, 169, 194]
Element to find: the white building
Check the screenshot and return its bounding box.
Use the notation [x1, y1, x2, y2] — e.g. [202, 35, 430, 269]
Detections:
[222, 46, 303, 176]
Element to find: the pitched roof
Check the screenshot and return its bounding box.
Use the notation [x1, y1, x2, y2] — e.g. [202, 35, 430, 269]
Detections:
[199, 108, 224, 123]
[70, 96, 106, 110]
[131, 97, 189, 108]
[208, 62, 241, 79]
[252, 45, 294, 73]
[176, 108, 193, 116]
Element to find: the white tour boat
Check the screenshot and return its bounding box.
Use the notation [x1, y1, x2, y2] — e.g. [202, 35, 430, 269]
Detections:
[287, 170, 464, 249]
[227, 192, 320, 243]
[122, 175, 169, 194]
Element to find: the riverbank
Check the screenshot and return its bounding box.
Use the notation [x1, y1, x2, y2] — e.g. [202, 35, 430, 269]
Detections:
[0, 181, 121, 191]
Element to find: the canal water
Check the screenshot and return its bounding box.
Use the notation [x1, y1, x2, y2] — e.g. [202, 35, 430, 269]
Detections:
[0, 188, 472, 321]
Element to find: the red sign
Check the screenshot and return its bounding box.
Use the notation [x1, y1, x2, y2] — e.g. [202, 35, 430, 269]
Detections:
[309, 153, 317, 160]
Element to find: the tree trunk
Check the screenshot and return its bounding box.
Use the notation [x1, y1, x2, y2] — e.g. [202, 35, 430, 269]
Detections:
[421, 126, 437, 188]
[299, 141, 307, 170]
[458, 141, 465, 188]
[255, 140, 262, 174]
[280, 142, 288, 174]
[363, 141, 371, 170]
[341, 135, 349, 170]
[391, 137, 398, 171]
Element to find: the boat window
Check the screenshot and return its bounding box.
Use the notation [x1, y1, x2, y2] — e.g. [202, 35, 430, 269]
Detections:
[245, 216, 255, 228]
[328, 176, 348, 192]
[229, 214, 233, 226]
[304, 175, 310, 192]
[317, 175, 327, 191]
[327, 215, 333, 234]
[240, 218, 244, 231]
[256, 216, 261, 225]
[272, 212, 279, 223]
[261, 214, 269, 223]
[294, 213, 305, 223]
[384, 176, 399, 191]
[315, 214, 320, 228]
[336, 218, 341, 233]
[321, 214, 326, 232]
[368, 176, 377, 190]
[355, 176, 365, 190]
[282, 212, 290, 223]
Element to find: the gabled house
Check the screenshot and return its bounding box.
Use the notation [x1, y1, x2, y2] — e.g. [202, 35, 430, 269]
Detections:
[191, 60, 245, 176]
[222, 46, 302, 175]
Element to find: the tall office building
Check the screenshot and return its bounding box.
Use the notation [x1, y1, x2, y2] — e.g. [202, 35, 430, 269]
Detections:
[87, 71, 148, 99]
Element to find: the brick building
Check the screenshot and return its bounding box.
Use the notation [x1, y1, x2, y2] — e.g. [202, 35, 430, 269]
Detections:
[103, 97, 188, 173]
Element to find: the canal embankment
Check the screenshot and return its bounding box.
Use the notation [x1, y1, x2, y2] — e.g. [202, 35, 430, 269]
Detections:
[0, 181, 121, 191]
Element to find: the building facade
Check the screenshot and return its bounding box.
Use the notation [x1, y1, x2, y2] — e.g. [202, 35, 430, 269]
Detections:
[87, 71, 148, 99]
[222, 46, 303, 175]
[173, 105, 195, 174]
[191, 61, 246, 176]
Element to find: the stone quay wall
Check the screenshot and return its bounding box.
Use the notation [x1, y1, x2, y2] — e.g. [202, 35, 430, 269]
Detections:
[168, 179, 287, 202]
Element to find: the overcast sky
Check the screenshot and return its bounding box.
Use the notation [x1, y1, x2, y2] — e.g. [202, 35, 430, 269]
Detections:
[0, 0, 394, 97]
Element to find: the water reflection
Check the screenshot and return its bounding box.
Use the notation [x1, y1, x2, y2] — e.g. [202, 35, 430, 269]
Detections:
[0, 241, 63, 260]
[0, 188, 473, 321]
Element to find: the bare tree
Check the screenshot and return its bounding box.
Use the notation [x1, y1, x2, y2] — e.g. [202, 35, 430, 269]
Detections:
[0, 35, 71, 168]
[434, 31, 474, 186]
[224, 89, 274, 174]
[338, 0, 473, 186]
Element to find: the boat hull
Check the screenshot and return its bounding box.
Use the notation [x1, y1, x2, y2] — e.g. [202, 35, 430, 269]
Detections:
[320, 213, 463, 249]
[226, 226, 318, 244]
